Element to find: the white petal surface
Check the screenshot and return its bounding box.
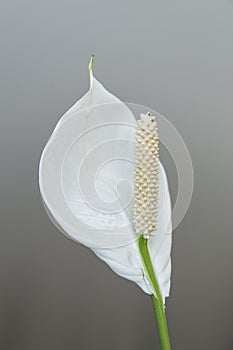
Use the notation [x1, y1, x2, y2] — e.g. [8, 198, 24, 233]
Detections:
[39, 65, 172, 298]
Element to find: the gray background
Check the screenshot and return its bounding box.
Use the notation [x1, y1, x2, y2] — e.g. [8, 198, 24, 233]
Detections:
[1, 0, 233, 349]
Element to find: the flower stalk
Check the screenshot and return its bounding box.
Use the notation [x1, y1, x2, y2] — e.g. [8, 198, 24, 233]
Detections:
[138, 236, 171, 350]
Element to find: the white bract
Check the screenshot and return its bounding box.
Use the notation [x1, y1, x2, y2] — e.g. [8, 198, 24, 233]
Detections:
[39, 62, 172, 299]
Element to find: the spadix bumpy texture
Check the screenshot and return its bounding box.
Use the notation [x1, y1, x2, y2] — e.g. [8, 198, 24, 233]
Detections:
[39, 65, 172, 301]
[134, 113, 159, 239]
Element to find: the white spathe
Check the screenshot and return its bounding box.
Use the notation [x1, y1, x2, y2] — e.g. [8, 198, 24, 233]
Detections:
[39, 66, 172, 298]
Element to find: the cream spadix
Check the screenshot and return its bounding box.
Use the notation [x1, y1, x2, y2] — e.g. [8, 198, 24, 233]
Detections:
[39, 59, 172, 300]
[134, 112, 159, 239]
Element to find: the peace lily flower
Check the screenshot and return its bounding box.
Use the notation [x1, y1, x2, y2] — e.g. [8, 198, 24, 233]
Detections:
[39, 56, 172, 350]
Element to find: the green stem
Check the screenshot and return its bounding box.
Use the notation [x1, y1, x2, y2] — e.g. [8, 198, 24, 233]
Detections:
[138, 236, 171, 350]
[151, 295, 171, 350]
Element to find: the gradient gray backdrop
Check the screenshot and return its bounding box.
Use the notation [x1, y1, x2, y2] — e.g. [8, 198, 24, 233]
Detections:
[1, 1, 233, 349]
